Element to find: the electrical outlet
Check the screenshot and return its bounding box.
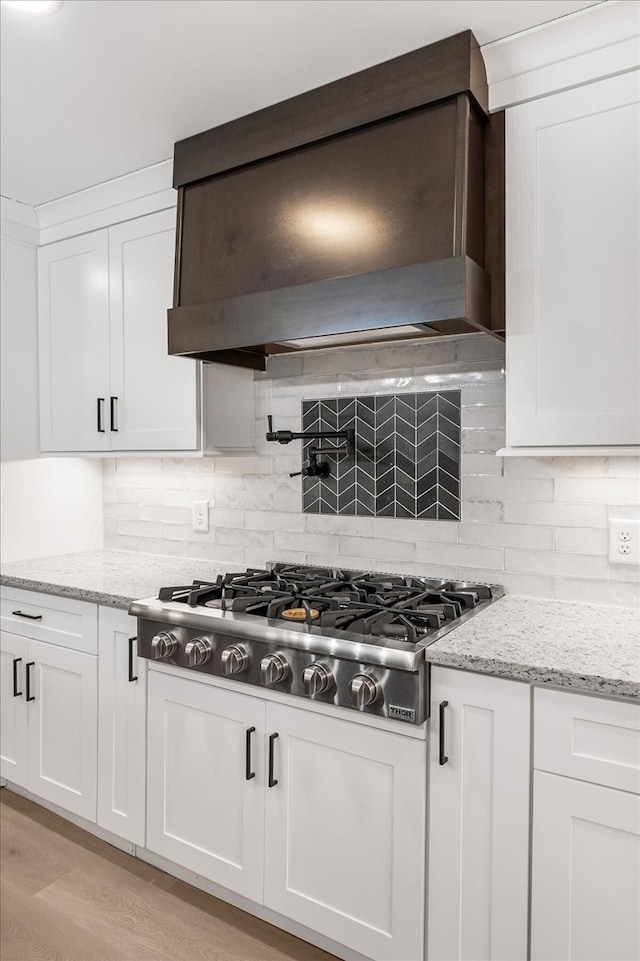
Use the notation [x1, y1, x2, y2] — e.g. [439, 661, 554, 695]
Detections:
[192, 500, 209, 533]
[608, 514, 640, 565]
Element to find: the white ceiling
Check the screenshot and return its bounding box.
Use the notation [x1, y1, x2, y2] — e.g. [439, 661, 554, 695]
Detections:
[1, 0, 600, 207]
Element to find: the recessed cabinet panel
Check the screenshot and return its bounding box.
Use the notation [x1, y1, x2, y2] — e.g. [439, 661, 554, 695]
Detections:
[146, 670, 265, 903]
[264, 702, 425, 961]
[0, 631, 29, 787]
[27, 639, 97, 821]
[109, 211, 198, 451]
[38, 231, 111, 452]
[287, 738, 394, 934]
[531, 771, 640, 961]
[97, 608, 147, 846]
[506, 72, 640, 447]
[428, 667, 530, 961]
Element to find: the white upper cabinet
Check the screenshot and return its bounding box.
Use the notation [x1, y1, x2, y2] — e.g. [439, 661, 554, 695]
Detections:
[39, 230, 112, 452]
[38, 209, 199, 453]
[505, 71, 640, 449]
[108, 210, 198, 451]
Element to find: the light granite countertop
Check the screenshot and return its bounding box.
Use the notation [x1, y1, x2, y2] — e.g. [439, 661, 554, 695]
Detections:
[425, 594, 640, 700]
[1, 550, 638, 700]
[0, 550, 236, 609]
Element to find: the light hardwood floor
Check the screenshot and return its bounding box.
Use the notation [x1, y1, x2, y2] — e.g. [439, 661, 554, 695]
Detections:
[0, 789, 338, 961]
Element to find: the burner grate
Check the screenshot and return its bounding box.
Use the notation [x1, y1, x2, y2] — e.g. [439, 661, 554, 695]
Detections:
[155, 569, 496, 645]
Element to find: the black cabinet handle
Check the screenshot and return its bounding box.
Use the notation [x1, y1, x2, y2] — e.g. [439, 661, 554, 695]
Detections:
[12, 657, 22, 697]
[110, 396, 118, 432]
[268, 732, 279, 787]
[11, 610, 42, 621]
[245, 726, 256, 781]
[439, 700, 449, 765]
[128, 636, 138, 682]
[25, 662, 35, 702]
[97, 397, 105, 432]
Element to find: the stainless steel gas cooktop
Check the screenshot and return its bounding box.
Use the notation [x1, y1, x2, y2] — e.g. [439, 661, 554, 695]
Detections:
[129, 564, 501, 725]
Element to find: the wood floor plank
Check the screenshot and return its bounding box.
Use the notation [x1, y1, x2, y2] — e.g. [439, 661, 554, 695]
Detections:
[0, 790, 338, 961]
[1, 790, 166, 886]
[0, 877, 121, 961]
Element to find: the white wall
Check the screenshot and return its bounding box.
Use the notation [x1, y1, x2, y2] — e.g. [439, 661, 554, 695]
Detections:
[1, 199, 103, 562]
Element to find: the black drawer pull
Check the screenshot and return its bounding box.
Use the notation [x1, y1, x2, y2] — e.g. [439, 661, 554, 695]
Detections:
[26, 662, 35, 702]
[128, 636, 138, 682]
[110, 396, 118, 432]
[245, 726, 256, 781]
[268, 732, 279, 787]
[13, 657, 22, 697]
[12, 610, 43, 621]
[439, 700, 449, 766]
[97, 397, 105, 432]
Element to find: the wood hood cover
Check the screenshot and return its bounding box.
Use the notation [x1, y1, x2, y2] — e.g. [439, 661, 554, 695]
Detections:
[169, 30, 504, 371]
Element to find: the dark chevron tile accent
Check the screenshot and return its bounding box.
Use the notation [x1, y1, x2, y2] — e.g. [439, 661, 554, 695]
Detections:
[301, 391, 461, 519]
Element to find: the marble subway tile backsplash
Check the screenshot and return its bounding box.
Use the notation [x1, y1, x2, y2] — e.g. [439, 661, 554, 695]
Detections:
[102, 335, 640, 608]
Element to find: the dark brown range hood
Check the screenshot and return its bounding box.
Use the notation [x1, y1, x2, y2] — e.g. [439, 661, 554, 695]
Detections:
[169, 31, 505, 371]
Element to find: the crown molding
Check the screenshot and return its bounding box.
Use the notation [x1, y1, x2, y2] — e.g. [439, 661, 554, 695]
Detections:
[36, 159, 176, 245]
[0, 196, 39, 246]
[483, 1, 640, 110]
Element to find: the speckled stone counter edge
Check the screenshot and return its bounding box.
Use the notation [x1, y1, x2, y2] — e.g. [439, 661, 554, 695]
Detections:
[424, 650, 640, 701]
[0, 575, 132, 610]
[3, 572, 638, 701]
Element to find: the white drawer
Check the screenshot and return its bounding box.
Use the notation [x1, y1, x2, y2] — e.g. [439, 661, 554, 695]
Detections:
[0, 587, 97, 654]
[534, 688, 640, 794]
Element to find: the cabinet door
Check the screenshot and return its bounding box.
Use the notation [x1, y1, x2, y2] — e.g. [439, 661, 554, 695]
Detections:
[506, 72, 640, 447]
[264, 703, 426, 961]
[428, 668, 530, 961]
[531, 771, 640, 961]
[0, 631, 28, 787]
[27, 639, 97, 821]
[146, 670, 265, 902]
[38, 230, 111, 452]
[97, 608, 147, 845]
[108, 210, 199, 451]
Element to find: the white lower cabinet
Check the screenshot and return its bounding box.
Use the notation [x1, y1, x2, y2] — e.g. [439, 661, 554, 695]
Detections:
[0, 629, 97, 820]
[0, 631, 29, 787]
[264, 702, 426, 961]
[531, 688, 640, 961]
[146, 670, 265, 903]
[531, 771, 640, 961]
[97, 608, 147, 845]
[427, 667, 531, 961]
[146, 669, 426, 960]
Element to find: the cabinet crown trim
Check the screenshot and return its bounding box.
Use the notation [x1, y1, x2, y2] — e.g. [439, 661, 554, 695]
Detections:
[484, 2, 640, 110]
[37, 161, 175, 245]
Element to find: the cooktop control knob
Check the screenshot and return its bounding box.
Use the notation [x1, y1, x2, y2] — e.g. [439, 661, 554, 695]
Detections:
[260, 652, 291, 687]
[350, 673, 381, 709]
[221, 644, 250, 676]
[303, 662, 334, 696]
[150, 631, 178, 660]
[184, 636, 213, 667]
